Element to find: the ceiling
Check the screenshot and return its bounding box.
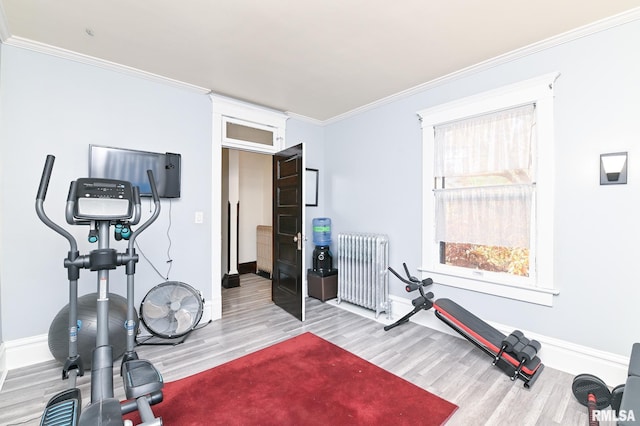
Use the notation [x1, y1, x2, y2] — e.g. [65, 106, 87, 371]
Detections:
[1, 1, 640, 122]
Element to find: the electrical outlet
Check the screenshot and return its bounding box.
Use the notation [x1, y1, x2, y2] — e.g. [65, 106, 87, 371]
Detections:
[194, 211, 204, 224]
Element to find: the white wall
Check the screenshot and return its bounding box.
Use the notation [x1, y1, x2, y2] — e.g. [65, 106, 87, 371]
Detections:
[323, 19, 640, 357]
[0, 44, 213, 341]
[238, 151, 271, 264]
[286, 117, 327, 267]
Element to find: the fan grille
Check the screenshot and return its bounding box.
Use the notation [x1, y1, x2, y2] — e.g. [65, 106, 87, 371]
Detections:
[140, 281, 204, 339]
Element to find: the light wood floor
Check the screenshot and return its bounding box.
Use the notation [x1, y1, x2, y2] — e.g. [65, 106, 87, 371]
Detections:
[0, 274, 597, 425]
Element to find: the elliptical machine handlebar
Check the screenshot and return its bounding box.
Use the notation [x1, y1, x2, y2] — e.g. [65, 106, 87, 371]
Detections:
[37, 155, 55, 201]
[128, 169, 161, 249]
[147, 169, 160, 204]
[36, 155, 79, 253]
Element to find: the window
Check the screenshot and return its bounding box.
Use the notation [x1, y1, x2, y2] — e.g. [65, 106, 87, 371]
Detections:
[435, 104, 535, 277]
[418, 73, 559, 306]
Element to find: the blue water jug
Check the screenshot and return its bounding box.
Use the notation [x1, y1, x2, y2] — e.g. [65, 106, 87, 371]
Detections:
[312, 218, 332, 246]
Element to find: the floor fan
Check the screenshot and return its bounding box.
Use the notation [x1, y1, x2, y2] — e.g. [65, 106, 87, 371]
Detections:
[138, 281, 204, 345]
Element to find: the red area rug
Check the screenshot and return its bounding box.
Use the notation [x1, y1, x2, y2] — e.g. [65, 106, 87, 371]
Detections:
[126, 332, 457, 425]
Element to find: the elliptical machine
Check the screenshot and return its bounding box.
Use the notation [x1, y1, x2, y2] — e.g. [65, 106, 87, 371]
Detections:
[36, 155, 164, 426]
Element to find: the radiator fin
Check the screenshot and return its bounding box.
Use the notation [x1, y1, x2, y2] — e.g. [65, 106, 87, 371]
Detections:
[337, 233, 389, 318]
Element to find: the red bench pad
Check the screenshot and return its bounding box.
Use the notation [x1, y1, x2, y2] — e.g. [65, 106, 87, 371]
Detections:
[433, 298, 541, 376]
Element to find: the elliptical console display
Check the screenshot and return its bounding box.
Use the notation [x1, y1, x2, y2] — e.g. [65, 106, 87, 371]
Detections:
[72, 178, 134, 220]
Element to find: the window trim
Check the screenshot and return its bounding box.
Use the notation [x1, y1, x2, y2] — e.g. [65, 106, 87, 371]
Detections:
[418, 73, 560, 306]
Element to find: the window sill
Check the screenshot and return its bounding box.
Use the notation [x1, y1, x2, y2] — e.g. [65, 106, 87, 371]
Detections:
[417, 267, 559, 306]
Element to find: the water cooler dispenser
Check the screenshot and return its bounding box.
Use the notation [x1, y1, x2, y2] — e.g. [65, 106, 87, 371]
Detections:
[308, 218, 338, 301]
[312, 217, 333, 275]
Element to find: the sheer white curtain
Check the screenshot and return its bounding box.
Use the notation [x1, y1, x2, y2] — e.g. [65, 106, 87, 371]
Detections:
[433, 104, 536, 248]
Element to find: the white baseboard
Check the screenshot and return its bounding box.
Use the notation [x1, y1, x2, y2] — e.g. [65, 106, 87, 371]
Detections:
[0, 342, 7, 392]
[329, 295, 630, 386]
[4, 333, 53, 371]
[1, 299, 216, 376]
[201, 299, 216, 323]
[2, 297, 630, 388]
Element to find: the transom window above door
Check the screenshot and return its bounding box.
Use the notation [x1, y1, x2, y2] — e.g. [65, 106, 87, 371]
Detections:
[213, 95, 287, 154]
[224, 117, 278, 148]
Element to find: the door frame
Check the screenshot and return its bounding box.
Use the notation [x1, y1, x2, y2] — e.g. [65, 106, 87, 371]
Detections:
[211, 95, 304, 322]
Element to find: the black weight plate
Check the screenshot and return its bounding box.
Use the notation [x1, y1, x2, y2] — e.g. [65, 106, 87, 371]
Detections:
[572, 373, 612, 409]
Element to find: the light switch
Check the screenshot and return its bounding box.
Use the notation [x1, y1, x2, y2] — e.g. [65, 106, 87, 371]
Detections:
[195, 211, 204, 224]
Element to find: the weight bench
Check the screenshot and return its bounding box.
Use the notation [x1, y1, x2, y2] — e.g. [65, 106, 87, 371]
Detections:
[434, 298, 543, 388]
[384, 264, 544, 388]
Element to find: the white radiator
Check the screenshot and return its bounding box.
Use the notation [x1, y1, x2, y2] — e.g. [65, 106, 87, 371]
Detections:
[256, 225, 272, 278]
[337, 233, 389, 318]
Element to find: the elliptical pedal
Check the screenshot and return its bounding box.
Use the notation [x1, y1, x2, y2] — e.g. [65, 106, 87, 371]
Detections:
[40, 388, 81, 426]
[123, 359, 164, 400]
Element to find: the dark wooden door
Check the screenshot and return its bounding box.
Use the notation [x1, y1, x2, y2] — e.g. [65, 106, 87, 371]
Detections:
[272, 144, 304, 320]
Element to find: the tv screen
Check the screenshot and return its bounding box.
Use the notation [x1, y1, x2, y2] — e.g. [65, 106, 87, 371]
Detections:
[89, 145, 181, 198]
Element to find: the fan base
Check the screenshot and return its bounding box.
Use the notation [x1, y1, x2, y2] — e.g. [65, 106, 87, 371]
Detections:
[136, 333, 190, 346]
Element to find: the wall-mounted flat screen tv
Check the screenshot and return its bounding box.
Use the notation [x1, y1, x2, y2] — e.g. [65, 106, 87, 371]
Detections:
[89, 145, 181, 198]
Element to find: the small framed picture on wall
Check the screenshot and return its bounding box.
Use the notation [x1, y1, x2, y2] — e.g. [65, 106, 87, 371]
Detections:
[305, 168, 319, 206]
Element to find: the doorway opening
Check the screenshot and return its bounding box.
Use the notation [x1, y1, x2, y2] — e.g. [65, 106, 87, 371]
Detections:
[221, 148, 273, 316]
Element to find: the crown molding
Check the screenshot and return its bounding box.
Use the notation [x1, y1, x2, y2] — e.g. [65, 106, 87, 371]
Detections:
[1, 6, 639, 123]
[2, 35, 210, 95]
[323, 7, 640, 125]
[285, 111, 325, 126]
